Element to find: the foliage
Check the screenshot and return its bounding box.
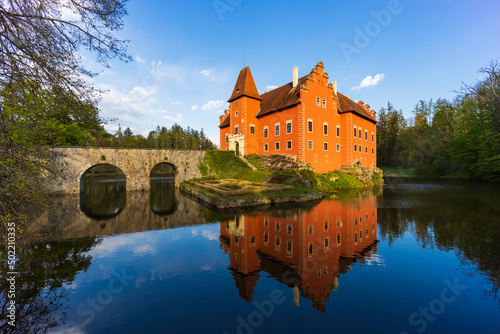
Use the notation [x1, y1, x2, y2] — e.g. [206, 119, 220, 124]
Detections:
[377, 60, 500, 182]
[0, 0, 130, 233]
[144, 124, 217, 150]
[203, 151, 269, 182]
[245, 153, 265, 171]
[299, 169, 318, 187]
[316, 170, 363, 191]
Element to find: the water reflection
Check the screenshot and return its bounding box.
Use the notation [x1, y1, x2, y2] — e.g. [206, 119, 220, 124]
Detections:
[80, 174, 126, 220]
[150, 177, 177, 215]
[220, 194, 378, 312]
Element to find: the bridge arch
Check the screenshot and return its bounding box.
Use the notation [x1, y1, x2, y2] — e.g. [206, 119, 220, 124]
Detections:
[149, 162, 179, 215]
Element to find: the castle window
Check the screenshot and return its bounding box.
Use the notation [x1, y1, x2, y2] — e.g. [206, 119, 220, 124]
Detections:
[365, 146, 368, 153]
[286, 120, 292, 134]
[324, 221, 329, 231]
[336, 126, 340, 137]
[323, 123, 328, 135]
[354, 144, 357, 152]
[325, 238, 329, 249]
[275, 142, 280, 151]
[308, 243, 314, 256]
[275, 123, 280, 136]
[287, 240, 293, 254]
[308, 225, 313, 235]
[355, 232, 358, 243]
[235, 101, 238, 106]
[359, 128, 362, 138]
[276, 221, 280, 231]
[234, 125, 239, 134]
[365, 130, 368, 140]
[276, 237, 281, 248]
[264, 232, 269, 244]
[225, 134, 228, 143]
[250, 125, 255, 135]
[316, 97, 320, 106]
[336, 144, 341, 152]
[235, 111, 238, 117]
[264, 218, 269, 227]
[286, 140, 292, 150]
[337, 233, 341, 245]
[263, 126, 268, 139]
[287, 225, 293, 234]
[308, 119, 313, 133]
[323, 142, 328, 151]
[372, 132, 374, 142]
[264, 143, 269, 152]
[307, 140, 313, 150]
[372, 148, 374, 154]
[354, 126, 357, 137]
[322, 99, 326, 108]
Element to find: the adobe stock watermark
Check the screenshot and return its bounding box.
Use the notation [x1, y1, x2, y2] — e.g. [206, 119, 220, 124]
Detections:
[76, 268, 135, 326]
[339, 0, 406, 63]
[399, 277, 467, 334]
[225, 236, 336, 334]
[213, 0, 243, 21]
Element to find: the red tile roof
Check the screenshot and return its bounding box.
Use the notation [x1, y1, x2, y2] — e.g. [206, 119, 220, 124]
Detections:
[228, 67, 262, 102]
[256, 76, 308, 117]
[337, 93, 377, 123]
[219, 114, 230, 128]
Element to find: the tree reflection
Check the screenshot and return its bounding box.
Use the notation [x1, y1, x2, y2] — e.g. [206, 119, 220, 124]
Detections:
[0, 238, 99, 333]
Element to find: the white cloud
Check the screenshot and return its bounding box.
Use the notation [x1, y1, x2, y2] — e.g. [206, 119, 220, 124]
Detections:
[265, 85, 278, 91]
[59, 7, 80, 21]
[191, 105, 199, 111]
[202, 229, 219, 241]
[135, 55, 146, 64]
[352, 73, 385, 90]
[201, 99, 226, 113]
[130, 86, 157, 97]
[163, 113, 184, 124]
[172, 101, 180, 105]
[200, 68, 215, 76]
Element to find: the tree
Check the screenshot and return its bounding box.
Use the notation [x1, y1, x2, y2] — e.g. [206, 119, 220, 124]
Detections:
[0, 0, 130, 234]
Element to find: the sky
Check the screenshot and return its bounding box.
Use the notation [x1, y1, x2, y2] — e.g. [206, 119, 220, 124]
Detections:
[77, 0, 500, 144]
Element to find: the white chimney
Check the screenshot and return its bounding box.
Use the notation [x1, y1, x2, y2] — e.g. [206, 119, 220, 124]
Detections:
[333, 80, 337, 95]
[293, 66, 298, 88]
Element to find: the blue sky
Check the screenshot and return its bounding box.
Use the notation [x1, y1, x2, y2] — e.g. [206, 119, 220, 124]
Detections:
[79, 0, 500, 143]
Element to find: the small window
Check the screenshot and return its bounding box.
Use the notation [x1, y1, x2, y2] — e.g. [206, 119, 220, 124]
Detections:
[324, 221, 329, 231]
[235, 101, 238, 106]
[355, 232, 358, 243]
[365, 130, 368, 140]
[286, 140, 292, 150]
[372, 148, 374, 154]
[275, 142, 280, 151]
[323, 142, 328, 151]
[336, 144, 341, 152]
[250, 125, 255, 135]
[276, 222, 280, 231]
[287, 225, 293, 234]
[235, 125, 239, 134]
[308, 119, 313, 133]
[225, 134, 229, 143]
[276, 237, 281, 248]
[372, 132, 374, 142]
[263, 126, 268, 139]
[264, 232, 269, 244]
[316, 97, 320, 106]
[322, 99, 326, 108]
[308, 243, 314, 256]
[235, 111, 238, 117]
[324, 238, 329, 249]
[275, 123, 280, 136]
[359, 128, 362, 138]
[264, 143, 269, 152]
[323, 123, 328, 135]
[286, 120, 292, 134]
[354, 144, 357, 152]
[287, 240, 293, 254]
[365, 146, 368, 153]
[354, 126, 357, 137]
[308, 225, 313, 235]
[307, 140, 313, 150]
[264, 218, 269, 227]
[336, 126, 340, 138]
[337, 233, 341, 245]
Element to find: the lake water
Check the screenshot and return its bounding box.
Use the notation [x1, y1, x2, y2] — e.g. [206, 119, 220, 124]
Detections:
[2, 176, 500, 333]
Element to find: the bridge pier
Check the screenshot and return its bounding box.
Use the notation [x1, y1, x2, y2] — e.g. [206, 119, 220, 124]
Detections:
[47, 147, 206, 194]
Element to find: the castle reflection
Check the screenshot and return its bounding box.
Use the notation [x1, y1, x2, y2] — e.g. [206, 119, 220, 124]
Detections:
[219, 193, 378, 312]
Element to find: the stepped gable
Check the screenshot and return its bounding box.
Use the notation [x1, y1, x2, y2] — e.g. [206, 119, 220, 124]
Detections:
[219, 114, 230, 128]
[337, 92, 377, 123]
[256, 76, 308, 117]
[228, 66, 262, 102]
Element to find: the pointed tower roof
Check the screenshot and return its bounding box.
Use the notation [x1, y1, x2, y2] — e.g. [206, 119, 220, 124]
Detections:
[228, 66, 262, 102]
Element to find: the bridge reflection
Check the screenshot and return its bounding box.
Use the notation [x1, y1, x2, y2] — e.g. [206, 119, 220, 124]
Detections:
[219, 193, 378, 312]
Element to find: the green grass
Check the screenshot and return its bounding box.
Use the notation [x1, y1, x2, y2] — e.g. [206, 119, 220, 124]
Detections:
[245, 153, 265, 171]
[201, 151, 269, 182]
[316, 170, 363, 191]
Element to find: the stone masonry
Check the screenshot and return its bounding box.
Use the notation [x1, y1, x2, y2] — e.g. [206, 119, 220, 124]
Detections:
[47, 147, 206, 194]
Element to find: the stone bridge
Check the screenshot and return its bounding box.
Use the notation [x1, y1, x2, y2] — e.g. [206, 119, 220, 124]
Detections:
[48, 147, 206, 194]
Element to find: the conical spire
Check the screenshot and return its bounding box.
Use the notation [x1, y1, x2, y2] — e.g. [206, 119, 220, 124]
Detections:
[228, 66, 262, 102]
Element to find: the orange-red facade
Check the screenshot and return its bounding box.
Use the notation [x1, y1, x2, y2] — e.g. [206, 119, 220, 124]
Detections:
[219, 62, 378, 173]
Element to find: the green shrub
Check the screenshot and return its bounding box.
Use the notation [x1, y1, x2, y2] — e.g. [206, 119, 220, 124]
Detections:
[198, 161, 209, 176]
[316, 170, 363, 190]
[299, 169, 318, 187]
[100, 155, 106, 161]
[245, 153, 265, 171]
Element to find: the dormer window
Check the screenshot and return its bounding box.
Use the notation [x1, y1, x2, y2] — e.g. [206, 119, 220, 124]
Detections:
[235, 111, 238, 117]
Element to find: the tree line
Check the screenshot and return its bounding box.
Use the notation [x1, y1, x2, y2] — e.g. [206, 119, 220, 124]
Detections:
[377, 61, 500, 182]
